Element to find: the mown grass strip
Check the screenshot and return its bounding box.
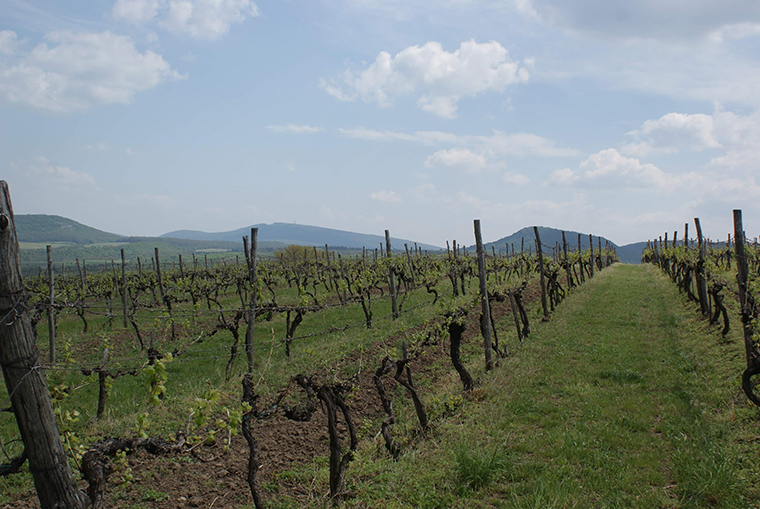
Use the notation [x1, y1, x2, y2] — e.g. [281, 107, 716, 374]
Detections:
[328, 263, 760, 509]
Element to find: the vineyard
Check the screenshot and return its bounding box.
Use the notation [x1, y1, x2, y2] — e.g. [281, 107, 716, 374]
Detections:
[642, 211, 760, 408]
[0, 181, 620, 509]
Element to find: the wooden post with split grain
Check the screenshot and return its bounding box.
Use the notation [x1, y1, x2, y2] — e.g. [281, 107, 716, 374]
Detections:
[0, 182, 88, 508]
[244, 228, 259, 373]
[534, 227, 549, 320]
[385, 230, 399, 319]
[474, 220, 494, 371]
[46, 245, 55, 363]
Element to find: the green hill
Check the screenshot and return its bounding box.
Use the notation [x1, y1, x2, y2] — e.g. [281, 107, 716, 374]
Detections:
[16, 214, 125, 244]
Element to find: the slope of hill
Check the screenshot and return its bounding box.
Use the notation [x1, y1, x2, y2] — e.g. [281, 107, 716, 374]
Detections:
[474, 226, 644, 264]
[162, 222, 443, 251]
[16, 214, 124, 244]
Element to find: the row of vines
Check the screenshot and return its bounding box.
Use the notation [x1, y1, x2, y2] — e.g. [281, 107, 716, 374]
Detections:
[642, 210, 760, 407]
[1, 212, 617, 508]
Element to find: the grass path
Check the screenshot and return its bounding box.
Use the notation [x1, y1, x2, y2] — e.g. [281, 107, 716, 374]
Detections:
[339, 263, 760, 509]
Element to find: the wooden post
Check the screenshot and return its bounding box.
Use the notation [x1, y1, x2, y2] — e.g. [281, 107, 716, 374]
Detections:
[534, 227, 549, 319]
[694, 218, 709, 318]
[46, 245, 55, 363]
[684, 223, 689, 249]
[245, 228, 258, 373]
[0, 182, 88, 508]
[154, 247, 174, 339]
[474, 220, 494, 371]
[121, 248, 128, 328]
[404, 243, 416, 284]
[734, 210, 755, 368]
[385, 230, 399, 319]
[324, 244, 333, 290]
[588, 234, 594, 277]
[562, 231, 572, 289]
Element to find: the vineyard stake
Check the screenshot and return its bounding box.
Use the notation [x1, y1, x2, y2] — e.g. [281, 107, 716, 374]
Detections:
[46, 245, 55, 363]
[474, 220, 494, 371]
[0, 181, 88, 508]
[534, 227, 549, 320]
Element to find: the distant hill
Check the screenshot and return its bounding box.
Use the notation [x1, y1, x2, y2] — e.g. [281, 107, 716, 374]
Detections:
[161, 222, 443, 252]
[474, 226, 645, 264]
[16, 214, 124, 244]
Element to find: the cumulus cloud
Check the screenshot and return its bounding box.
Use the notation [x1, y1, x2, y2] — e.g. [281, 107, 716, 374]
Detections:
[113, 0, 260, 40]
[322, 40, 530, 118]
[112, 0, 160, 23]
[266, 124, 324, 134]
[0, 30, 19, 56]
[0, 30, 182, 112]
[370, 190, 402, 202]
[503, 172, 529, 185]
[424, 148, 486, 172]
[162, 0, 260, 40]
[548, 148, 683, 189]
[623, 112, 721, 155]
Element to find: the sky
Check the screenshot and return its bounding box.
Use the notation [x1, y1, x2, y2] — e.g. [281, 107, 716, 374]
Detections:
[2, 0, 760, 247]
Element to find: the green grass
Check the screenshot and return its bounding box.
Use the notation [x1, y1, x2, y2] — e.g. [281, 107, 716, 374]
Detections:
[333, 264, 760, 508]
[4, 262, 759, 508]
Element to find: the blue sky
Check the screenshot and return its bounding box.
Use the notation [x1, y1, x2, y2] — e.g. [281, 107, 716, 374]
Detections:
[2, 0, 760, 246]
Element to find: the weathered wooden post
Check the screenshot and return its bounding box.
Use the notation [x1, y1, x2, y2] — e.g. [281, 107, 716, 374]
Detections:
[534, 227, 549, 320]
[244, 228, 258, 373]
[0, 182, 88, 508]
[154, 247, 174, 340]
[562, 231, 572, 289]
[121, 248, 128, 328]
[46, 245, 55, 363]
[474, 220, 494, 371]
[385, 230, 399, 319]
[694, 218, 709, 318]
[588, 234, 594, 278]
[733, 210, 760, 405]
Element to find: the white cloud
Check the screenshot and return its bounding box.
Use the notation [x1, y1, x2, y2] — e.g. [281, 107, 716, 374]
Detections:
[625, 112, 720, 154]
[475, 131, 579, 157]
[29, 164, 96, 186]
[112, 0, 160, 23]
[518, 0, 760, 41]
[84, 142, 110, 151]
[162, 0, 260, 40]
[0, 30, 19, 56]
[267, 124, 324, 134]
[424, 148, 486, 173]
[407, 183, 436, 204]
[336, 127, 577, 157]
[323, 40, 530, 118]
[0, 30, 182, 112]
[370, 190, 402, 202]
[113, 0, 260, 40]
[708, 23, 760, 43]
[336, 127, 458, 144]
[503, 172, 529, 185]
[548, 148, 683, 189]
